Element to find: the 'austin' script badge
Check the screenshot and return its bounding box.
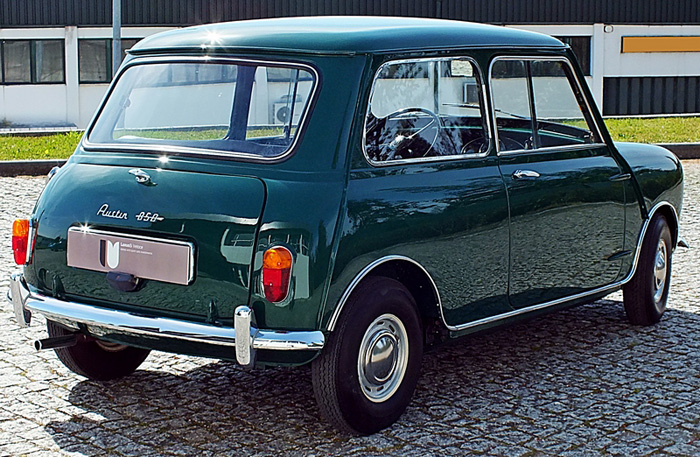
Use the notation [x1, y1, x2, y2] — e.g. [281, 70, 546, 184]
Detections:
[97, 204, 128, 220]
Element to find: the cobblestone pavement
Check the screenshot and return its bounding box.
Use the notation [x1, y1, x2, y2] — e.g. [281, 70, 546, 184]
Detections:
[1, 161, 699, 456]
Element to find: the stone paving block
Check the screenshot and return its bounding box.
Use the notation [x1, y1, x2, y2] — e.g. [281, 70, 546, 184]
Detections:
[0, 162, 700, 454]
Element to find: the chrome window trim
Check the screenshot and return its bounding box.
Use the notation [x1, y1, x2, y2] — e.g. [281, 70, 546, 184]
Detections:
[82, 55, 320, 162]
[497, 142, 608, 157]
[488, 55, 606, 156]
[362, 56, 492, 168]
[328, 202, 678, 334]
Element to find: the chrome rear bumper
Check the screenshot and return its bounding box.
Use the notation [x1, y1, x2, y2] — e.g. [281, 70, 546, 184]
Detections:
[7, 273, 324, 367]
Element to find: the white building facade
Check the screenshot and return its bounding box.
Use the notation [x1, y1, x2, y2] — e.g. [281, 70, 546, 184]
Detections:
[2, 0, 700, 127]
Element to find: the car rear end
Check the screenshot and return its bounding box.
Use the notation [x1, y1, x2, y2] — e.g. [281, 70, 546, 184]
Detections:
[8, 50, 358, 368]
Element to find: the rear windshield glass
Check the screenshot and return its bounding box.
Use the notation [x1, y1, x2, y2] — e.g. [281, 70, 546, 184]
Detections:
[88, 60, 316, 158]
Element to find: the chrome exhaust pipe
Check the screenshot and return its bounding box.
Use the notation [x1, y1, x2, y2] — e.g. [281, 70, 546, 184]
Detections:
[34, 334, 84, 351]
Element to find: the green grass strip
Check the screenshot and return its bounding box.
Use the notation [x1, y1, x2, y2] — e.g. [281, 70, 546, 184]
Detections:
[604, 116, 700, 144]
[1, 117, 699, 160]
[0, 131, 83, 161]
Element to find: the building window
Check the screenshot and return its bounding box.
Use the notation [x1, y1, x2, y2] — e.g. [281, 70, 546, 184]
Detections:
[79, 38, 140, 83]
[555, 36, 591, 76]
[1, 39, 65, 84]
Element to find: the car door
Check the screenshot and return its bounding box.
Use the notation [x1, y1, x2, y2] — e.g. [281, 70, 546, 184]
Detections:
[342, 56, 512, 328]
[490, 57, 627, 309]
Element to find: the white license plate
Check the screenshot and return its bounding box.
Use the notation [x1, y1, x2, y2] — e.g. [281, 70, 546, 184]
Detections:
[67, 228, 194, 285]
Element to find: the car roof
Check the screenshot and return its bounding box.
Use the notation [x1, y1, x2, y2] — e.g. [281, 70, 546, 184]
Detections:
[131, 16, 565, 56]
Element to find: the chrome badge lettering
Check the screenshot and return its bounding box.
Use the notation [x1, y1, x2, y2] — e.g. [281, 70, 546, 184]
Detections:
[135, 212, 165, 223]
[97, 204, 128, 220]
[99, 240, 120, 269]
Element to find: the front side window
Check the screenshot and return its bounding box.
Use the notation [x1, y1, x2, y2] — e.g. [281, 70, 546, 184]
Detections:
[87, 60, 316, 159]
[491, 58, 601, 152]
[364, 57, 488, 164]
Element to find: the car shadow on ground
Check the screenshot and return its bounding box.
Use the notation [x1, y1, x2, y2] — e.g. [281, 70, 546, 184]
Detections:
[44, 297, 700, 455]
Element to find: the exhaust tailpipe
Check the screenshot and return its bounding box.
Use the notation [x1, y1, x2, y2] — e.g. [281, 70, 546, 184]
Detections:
[34, 334, 85, 351]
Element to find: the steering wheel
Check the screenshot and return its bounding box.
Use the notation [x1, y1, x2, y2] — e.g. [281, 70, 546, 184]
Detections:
[462, 136, 490, 155]
[376, 107, 441, 161]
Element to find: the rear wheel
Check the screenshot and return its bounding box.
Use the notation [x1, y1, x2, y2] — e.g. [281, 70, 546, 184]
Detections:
[48, 320, 151, 381]
[312, 277, 423, 435]
[623, 216, 673, 326]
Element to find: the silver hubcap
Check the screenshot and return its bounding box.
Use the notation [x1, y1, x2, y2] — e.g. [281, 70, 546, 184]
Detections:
[652, 238, 668, 306]
[358, 313, 409, 403]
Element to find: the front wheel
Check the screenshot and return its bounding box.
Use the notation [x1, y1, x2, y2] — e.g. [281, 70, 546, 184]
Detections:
[312, 277, 423, 435]
[623, 216, 673, 325]
[48, 320, 151, 381]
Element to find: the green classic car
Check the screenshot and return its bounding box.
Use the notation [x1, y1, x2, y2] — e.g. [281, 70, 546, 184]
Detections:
[8, 17, 684, 434]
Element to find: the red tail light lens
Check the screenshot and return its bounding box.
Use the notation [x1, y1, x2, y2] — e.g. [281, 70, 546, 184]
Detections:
[12, 219, 30, 265]
[262, 247, 293, 303]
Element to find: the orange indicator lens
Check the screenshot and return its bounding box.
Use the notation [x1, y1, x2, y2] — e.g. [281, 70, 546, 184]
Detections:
[262, 247, 293, 302]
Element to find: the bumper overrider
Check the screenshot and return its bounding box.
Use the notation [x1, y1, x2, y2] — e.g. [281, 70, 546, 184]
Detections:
[7, 273, 324, 367]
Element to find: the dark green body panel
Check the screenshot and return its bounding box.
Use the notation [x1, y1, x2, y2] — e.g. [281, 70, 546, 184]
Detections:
[614, 142, 684, 215]
[613, 142, 684, 279]
[131, 16, 564, 55]
[336, 156, 511, 327]
[498, 145, 626, 307]
[27, 162, 265, 325]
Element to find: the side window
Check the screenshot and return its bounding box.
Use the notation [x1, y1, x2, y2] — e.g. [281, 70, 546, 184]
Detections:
[491, 60, 534, 151]
[491, 58, 601, 152]
[530, 60, 599, 148]
[364, 58, 488, 164]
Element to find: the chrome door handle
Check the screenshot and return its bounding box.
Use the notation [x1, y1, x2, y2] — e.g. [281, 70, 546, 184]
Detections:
[512, 169, 540, 180]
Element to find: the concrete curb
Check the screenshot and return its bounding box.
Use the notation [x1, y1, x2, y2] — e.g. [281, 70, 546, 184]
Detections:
[658, 143, 700, 160]
[0, 144, 698, 177]
[0, 159, 67, 177]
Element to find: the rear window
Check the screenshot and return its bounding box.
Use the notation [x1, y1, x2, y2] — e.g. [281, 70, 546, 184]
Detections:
[87, 59, 316, 159]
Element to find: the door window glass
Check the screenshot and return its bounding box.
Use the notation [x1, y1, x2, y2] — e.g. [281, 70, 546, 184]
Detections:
[491, 60, 534, 151]
[490, 58, 601, 152]
[364, 57, 488, 163]
[530, 60, 598, 147]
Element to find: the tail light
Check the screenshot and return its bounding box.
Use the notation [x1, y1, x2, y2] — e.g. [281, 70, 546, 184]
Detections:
[12, 219, 30, 265]
[262, 246, 293, 303]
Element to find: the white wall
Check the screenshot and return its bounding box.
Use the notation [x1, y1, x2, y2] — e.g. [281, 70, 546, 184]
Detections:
[509, 24, 700, 111]
[3, 24, 700, 126]
[0, 26, 171, 128]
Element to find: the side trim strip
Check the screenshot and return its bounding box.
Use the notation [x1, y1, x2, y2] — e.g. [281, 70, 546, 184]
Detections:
[444, 200, 679, 332]
[327, 255, 442, 332]
[329, 201, 678, 335]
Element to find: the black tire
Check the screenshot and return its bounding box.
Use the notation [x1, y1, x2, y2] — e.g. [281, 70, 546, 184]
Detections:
[623, 216, 673, 326]
[48, 320, 151, 381]
[312, 276, 423, 435]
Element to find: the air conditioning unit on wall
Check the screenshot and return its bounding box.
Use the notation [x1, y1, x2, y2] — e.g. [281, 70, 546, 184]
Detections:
[272, 102, 304, 125]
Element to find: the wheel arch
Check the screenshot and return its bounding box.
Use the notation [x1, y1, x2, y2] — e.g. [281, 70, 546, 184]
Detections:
[622, 201, 679, 287]
[651, 203, 679, 249]
[326, 256, 442, 332]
